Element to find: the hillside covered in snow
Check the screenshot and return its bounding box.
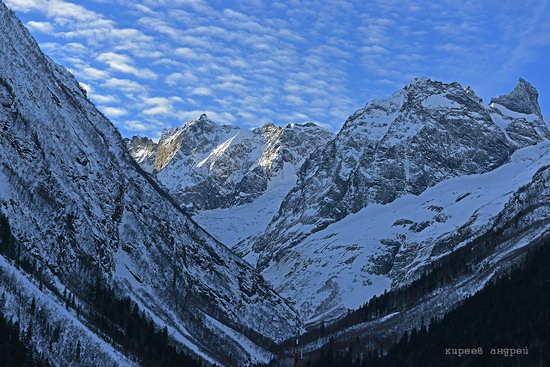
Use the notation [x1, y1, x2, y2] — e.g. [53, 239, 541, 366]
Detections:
[0, 2, 298, 366]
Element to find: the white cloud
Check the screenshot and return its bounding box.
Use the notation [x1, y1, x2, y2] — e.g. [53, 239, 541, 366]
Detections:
[174, 47, 202, 60]
[191, 87, 212, 96]
[91, 94, 118, 104]
[123, 120, 150, 132]
[100, 106, 128, 117]
[26, 20, 53, 33]
[141, 96, 183, 117]
[165, 72, 198, 86]
[97, 52, 157, 79]
[102, 78, 144, 93]
[80, 66, 110, 80]
[284, 95, 305, 105]
[9, 0, 547, 137]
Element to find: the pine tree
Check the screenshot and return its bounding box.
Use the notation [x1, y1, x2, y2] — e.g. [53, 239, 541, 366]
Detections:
[75, 340, 81, 363]
[30, 296, 36, 315]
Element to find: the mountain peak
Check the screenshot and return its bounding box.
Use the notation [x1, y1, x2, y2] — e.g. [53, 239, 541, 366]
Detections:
[490, 78, 542, 117]
[405, 77, 464, 93]
[190, 113, 214, 125]
[285, 122, 319, 129]
[409, 76, 432, 84]
[181, 113, 217, 132]
[463, 85, 483, 103]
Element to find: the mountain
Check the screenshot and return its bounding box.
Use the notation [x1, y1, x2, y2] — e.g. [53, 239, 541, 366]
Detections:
[0, 2, 298, 366]
[264, 141, 550, 324]
[126, 74, 549, 330]
[126, 117, 334, 254]
[249, 78, 550, 323]
[270, 159, 549, 365]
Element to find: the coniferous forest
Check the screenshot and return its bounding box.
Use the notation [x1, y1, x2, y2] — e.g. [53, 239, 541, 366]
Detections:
[0, 310, 51, 367]
[1, 213, 207, 367]
[84, 280, 207, 367]
[303, 238, 550, 367]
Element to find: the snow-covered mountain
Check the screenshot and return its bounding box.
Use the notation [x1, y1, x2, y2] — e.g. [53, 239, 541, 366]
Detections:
[249, 78, 550, 323]
[3, 0, 549, 363]
[264, 141, 550, 323]
[127, 74, 549, 328]
[0, 3, 298, 366]
[284, 161, 549, 362]
[126, 117, 334, 250]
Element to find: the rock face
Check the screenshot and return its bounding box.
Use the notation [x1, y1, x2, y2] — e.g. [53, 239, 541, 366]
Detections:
[126, 135, 157, 172]
[128, 117, 334, 212]
[489, 79, 550, 147]
[248, 78, 549, 323]
[252, 78, 518, 267]
[491, 78, 543, 117]
[0, 3, 297, 366]
[127, 116, 334, 251]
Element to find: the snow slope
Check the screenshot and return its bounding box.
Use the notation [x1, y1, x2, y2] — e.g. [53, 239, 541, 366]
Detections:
[262, 141, 550, 323]
[195, 162, 299, 265]
[127, 118, 334, 254]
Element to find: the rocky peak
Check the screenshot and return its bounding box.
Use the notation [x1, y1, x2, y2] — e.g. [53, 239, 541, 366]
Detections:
[127, 135, 156, 151]
[285, 122, 319, 129]
[488, 79, 549, 147]
[185, 113, 217, 133]
[251, 77, 514, 270]
[152, 114, 228, 172]
[464, 85, 483, 103]
[258, 122, 282, 135]
[191, 112, 214, 125]
[490, 78, 542, 118]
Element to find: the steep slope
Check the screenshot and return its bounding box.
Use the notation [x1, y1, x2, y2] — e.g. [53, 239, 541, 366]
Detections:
[127, 118, 333, 252]
[0, 3, 297, 366]
[250, 78, 549, 323]
[265, 141, 550, 323]
[271, 162, 549, 365]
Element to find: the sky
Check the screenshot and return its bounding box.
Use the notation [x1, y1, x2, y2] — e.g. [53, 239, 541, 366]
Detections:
[4, 0, 550, 139]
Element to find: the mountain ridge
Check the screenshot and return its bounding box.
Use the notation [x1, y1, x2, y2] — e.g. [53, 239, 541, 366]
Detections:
[126, 115, 334, 252]
[0, 2, 298, 365]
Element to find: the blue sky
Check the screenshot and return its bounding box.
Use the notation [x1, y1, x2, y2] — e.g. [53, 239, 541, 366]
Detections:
[5, 0, 549, 138]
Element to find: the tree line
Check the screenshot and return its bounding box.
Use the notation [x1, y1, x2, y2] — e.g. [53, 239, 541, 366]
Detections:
[302, 237, 550, 366]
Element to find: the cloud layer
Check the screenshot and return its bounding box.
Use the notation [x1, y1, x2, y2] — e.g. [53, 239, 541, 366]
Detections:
[6, 0, 549, 138]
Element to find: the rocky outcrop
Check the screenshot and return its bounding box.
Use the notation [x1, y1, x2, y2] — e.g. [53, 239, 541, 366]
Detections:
[128, 118, 334, 213]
